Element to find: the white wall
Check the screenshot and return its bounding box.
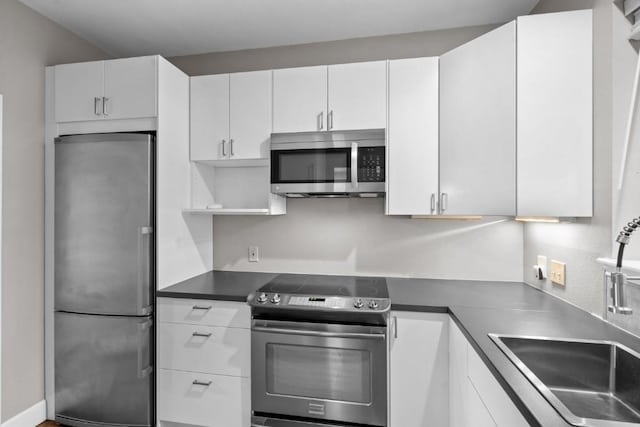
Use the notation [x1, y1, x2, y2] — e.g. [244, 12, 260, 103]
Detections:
[523, 0, 612, 315]
[0, 0, 108, 421]
[213, 199, 523, 281]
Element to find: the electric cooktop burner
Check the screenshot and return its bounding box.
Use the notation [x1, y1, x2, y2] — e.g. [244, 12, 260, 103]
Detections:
[249, 274, 390, 313]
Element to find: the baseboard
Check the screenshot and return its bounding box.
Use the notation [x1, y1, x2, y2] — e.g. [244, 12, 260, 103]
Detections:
[2, 400, 46, 427]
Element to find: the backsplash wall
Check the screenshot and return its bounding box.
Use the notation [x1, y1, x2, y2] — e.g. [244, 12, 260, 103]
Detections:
[213, 199, 524, 281]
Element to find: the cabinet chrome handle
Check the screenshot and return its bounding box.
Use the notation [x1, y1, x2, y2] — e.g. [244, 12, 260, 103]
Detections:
[192, 305, 212, 311]
[137, 319, 153, 378]
[440, 193, 448, 212]
[430, 193, 436, 213]
[94, 97, 102, 115]
[318, 111, 324, 130]
[230, 139, 234, 156]
[102, 97, 109, 116]
[393, 316, 398, 339]
[221, 139, 227, 157]
[192, 380, 212, 387]
[192, 332, 212, 338]
[328, 110, 334, 130]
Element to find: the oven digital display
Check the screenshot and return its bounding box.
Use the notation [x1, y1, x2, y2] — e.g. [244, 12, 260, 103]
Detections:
[308, 297, 325, 302]
[288, 296, 346, 308]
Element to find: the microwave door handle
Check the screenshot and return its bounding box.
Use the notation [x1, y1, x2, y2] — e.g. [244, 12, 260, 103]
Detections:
[351, 142, 358, 191]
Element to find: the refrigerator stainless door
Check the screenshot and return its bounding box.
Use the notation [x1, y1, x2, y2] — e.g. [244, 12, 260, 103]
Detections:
[55, 133, 153, 316]
[55, 311, 153, 427]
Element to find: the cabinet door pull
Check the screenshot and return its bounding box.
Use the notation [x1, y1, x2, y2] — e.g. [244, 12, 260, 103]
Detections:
[430, 193, 436, 213]
[192, 331, 212, 338]
[318, 111, 324, 130]
[328, 110, 334, 130]
[440, 193, 448, 212]
[230, 139, 234, 156]
[94, 97, 102, 116]
[102, 97, 110, 116]
[192, 380, 212, 387]
[221, 139, 227, 157]
[393, 316, 398, 339]
[192, 305, 212, 311]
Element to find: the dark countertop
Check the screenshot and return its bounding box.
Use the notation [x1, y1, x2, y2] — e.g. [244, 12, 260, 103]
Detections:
[157, 270, 640, 427]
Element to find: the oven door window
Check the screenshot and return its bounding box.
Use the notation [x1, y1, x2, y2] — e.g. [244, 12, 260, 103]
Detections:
[271, 149, 351, 183]
[266, 343, 371, 403]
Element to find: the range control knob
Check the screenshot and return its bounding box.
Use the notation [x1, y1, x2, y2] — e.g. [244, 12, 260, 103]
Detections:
[368, 300, 379, 309]
[353, 299, 364, 309]
[270, 294, 281, 304]
[257, 293, 268, 304]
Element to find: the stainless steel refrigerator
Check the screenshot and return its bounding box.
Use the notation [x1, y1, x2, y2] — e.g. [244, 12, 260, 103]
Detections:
[54, 133, 154, 427]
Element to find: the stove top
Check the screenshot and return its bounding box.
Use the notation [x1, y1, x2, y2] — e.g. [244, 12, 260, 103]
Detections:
[249, 273, 390, 313]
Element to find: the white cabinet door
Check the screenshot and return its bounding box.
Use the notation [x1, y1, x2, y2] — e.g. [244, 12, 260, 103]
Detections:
[157, 369, 250, 427]
[517, 10, 593, 217]
[387, 57, 439, 215]
[273, 65, 327, 133]
[190, 74, 230, 161]
[229, 70, 272, 159]
[440, 22, 516, 216]
[327, 61, 387, 131]
[466, 378, 497, 427]
[104, 56, 157, 119]
[390, 312, 449, 427]
[449, 319, 469, 427]
[54, 60, 104, 122]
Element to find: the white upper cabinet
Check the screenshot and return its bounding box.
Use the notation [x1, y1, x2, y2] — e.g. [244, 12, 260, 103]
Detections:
[54, 56, 157, 123]
[55, 60, 104, 123]
[273, 65, 328, 133]
[190, 74, 230, 161]
[190, 70, 272, 161]
[517, 10, 593, 217]
[103, 56, 157, 120]
[440, 21, 516, 216]
[387, 57, 439, 216]
[229, 70, 272, 159]
[327, 61, 387, 131]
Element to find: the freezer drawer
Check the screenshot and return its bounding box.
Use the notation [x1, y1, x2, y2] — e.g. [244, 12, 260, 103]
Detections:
[157, 368, 250, 427]
[55, 133, 153, 316]
[55, 312, 153, 427]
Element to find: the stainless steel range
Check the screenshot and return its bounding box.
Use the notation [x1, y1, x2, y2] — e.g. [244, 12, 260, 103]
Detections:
[248, 274, 390, 427]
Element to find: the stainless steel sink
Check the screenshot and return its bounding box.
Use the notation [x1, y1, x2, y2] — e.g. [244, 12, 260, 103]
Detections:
[489, 334, 640, 427]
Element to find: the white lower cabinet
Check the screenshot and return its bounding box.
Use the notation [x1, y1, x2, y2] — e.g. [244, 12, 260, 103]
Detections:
[390, 311, 449, 427]
[157, 298, 250, 427]
[157, 369, 250, 427]
[449, 318, 528, 427]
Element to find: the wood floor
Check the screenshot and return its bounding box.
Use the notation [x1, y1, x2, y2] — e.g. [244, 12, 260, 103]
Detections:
[37, 422, 59, 427]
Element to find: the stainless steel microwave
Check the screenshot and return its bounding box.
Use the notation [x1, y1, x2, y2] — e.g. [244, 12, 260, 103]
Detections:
[270, 129, 386, 197]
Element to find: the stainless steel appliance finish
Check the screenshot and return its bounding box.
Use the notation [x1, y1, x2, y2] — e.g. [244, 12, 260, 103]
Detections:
[251, 415, 357, 426]
[270, 129, 385, 197]
[54, 133, 155, 427]
[250, 274, 390, 427]
[490, 334, 640, 427]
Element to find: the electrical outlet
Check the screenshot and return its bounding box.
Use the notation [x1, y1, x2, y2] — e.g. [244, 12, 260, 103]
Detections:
[550, 260, 566, 286]
[248, 246, 259, 262]
[534, 255, 547, 280]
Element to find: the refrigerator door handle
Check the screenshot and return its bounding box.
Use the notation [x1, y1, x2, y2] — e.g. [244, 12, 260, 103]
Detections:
[137, 319, 153, 379]
[137, 226, 153, 316]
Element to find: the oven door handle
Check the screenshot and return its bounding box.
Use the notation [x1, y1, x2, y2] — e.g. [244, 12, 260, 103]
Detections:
[351, 142, 359, 191]
[252, 326, 385, 340]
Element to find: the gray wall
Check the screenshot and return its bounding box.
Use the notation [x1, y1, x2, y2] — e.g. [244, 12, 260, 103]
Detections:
[170, 25, 525, 282]
[523, 0, 612, 314]
[0, 0, 108, 420]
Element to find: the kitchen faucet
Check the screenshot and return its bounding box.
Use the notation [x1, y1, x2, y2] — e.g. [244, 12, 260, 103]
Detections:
[609, 216, 640, 314]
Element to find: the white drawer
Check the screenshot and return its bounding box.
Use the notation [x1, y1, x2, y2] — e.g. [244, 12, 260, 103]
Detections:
[158, 322, 250, 377]
[158, 298, 250, 328]
[157, 369, 250, 427]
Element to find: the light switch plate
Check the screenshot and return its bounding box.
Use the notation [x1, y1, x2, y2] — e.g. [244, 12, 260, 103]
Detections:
[550, 260, 566, 286]
[248, 246, 259, 262]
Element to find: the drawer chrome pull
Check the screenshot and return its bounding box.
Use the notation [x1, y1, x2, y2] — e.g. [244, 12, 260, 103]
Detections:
[192, 332, 212, 338]
[192, 380, 212, 387]
[192, 305, 212, 311]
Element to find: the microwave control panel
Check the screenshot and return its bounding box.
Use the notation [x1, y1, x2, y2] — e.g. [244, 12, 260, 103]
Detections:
[357, 147, 385, 183]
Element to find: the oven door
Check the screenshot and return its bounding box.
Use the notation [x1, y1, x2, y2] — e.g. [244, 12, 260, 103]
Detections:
[252, 319, 388, 426]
